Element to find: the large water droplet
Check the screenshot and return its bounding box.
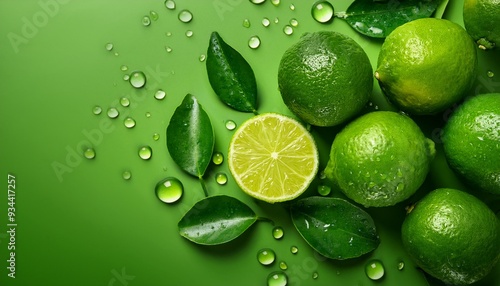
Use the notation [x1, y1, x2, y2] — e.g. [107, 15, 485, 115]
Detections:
[122, 170, 132, 180]
[154, 89, 166, 100]
[487, 70, 495, 78]
[271, 0, 280, 6]
[250, 0, 266, 4]
[138, 146, 152, 160]
[215, 172, 228, 185]
[279, 261, 288, 270]
[165, 0, 176, 9]
[289, 4, 295, 10]
[258, 248, 276, 266]
[212, 152, 224, 165]
[105, 43, 113, 51]
[178, 10, 193, 23]
[124, 117, 136, 129]
[120, 97, 130, 107]
[290, 246, 298, 254]
[142, 16, 151, 26]
[150, 11, 159, 21]
[290, 18, 299, 27]
[93, 106, 102, 115]
[318, 185, 331, 196]
[248, 36, 261, 49]
[267, 271, 287, 286]
[129, 71, 146, 88]
[365, 260, 385, 280]
[156, 177, 183, 203]
[225, 120, 237, 130]
[107, 107, 119, 119]
[84, 148, 96, 159]
[283, 25, 294, 35]
[272, 226, 284, 240]
[312, 1, 334, 23]
[262, 17, 271, 27]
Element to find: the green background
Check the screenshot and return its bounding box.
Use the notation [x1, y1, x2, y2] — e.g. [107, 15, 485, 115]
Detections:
[1, 0, 499, 285]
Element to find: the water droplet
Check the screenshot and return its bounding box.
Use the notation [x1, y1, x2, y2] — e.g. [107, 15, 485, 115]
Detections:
[105, 43, 113, 51]
[145, 112, 151, 118]
[257, 248, 276, 266]
[397, 261, 405, 271]
[487, 70, 495, 78]
[142, 16, 151, 26]
[120, 65, 128, 71]
[120, 97, 130, 107]
[155, 177, 183, 203]
[93, 106, 102, 115]
[114, 52, 119, 56]
[122, 170, 132, 180]
[199, 54, 206, 62]
[290, 18, 299, 27]
[365, 260, 385, 281]
[312, 272, 318, 279]
[279, 261, 288, 270]
[124, 117, 136, 129]
[84, 148, 96, 159]
[129, 71, 146, 88]
[165, 46, 173, 53]
[178, 10, 193, 23]
[262, 17, 271, 27]
[271, 0, 280, 6]
[312, 1, 335, 23]
[123, 74, 130, 81]
[267, 271, 287, 286]
[212, 152, 224, 165]
[150, 11, 159, 21]
[107, 107, 119, 119]
[248, 36, 261, 49]
[225, 120, 237, 130]
[154, 89, 166, 100]
[138, 146, 152, 160]
[272, 226, 284, 240]
[283, 25, 293, 35]
[165, 31, 172, 37]
[164, 0, 176, 10]
[215, 172, 228, 185]
[243, 18, 251, 28]
[185, 30, 193, 37]
[290, 246, 298, 254]
[274, 17, 279, 24]
[318, 185, 331, 196]
[396, 182, 405, 192]
[250, 0, 266, 4]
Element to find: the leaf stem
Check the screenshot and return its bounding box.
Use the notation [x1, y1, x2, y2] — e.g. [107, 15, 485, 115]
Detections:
[199, 176, 209, 197]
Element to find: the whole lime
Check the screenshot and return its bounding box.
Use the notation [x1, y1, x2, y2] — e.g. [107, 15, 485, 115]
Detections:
[324, 111, 435, 207]
[463, 0, 500, 50]
[442, 93, 500, 195]
[375, 18, 477, 115]
[278, 31, 373, 127]
[402, 188, 500, 285]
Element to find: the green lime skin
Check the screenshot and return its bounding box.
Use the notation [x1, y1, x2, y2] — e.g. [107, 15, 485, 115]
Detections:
[442, 93, 500, 195]
[463, 0, 500, 50]
[402, 188, 500, 285]
[324, 111, 436, 207]
[278, 31, 373, 127]
[376, 18, 477, 115]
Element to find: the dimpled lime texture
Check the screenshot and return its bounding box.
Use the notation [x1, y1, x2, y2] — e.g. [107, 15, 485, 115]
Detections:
[464, 0, 500, 49]
[376, 18, 477, 115]
[278, 31, 373, 127]
[324, 111, 435, 207]
[401, 188, 500, 285]
[442, 93, 500, 195]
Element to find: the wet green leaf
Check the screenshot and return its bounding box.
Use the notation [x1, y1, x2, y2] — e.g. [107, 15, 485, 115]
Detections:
[166, 94, 214, 177]
[343, 0, 443, 38]
[290, 196, 380, 259]
[206, 31, 258, 113]
[178, 195, 258, 245]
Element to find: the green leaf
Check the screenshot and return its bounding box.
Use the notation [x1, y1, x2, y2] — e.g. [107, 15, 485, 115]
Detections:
[343, 0, 442, 38]
[290, 196, 380, 260]
[166, 94, 214, 177]
[178, 195, 258, 245]
[206, 31, 258, 113]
